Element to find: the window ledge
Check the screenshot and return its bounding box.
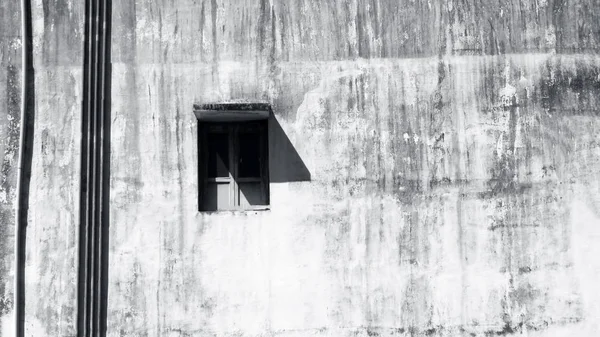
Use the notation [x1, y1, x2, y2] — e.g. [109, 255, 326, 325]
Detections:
[193, 102, 271, 122]
[198, 207, 270, 215]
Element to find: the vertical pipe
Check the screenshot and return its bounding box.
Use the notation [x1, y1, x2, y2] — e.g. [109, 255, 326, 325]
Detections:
[15, 0, 34, 335]
[78, 0, 92, 335]
[78, 0, 111, 336]
[88, 0, 100, 330]
[98, 0, 112, 334]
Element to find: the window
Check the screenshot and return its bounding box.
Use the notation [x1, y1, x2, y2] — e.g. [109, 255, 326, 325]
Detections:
[198, 121, 269, 211]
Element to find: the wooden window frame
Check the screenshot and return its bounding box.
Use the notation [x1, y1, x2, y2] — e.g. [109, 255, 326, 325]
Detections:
[198, 121, 270, 212]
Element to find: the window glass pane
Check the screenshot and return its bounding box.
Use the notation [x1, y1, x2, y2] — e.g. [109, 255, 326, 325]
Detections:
[238, 132, 261, 178]
[207, 132, 229, 177]
[202, 182, 232, 211]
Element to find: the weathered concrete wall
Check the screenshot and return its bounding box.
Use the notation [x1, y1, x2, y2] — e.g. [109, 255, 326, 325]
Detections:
[2, 0, 600, 336]
[0, 1, 22, 335]
[2, 1, 84, 334]
[107, 1, 600, 336]
[24, 1, 84, 336]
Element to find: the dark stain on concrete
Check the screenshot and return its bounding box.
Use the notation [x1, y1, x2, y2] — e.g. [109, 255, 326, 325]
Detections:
[210, 0, 218, 82]
[40, 0, 83, 64]
[540, 60, 600, 115]
[0, 63, 20, 333]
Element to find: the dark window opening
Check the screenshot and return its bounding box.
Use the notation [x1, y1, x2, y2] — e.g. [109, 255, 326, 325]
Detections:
[207, 132, 230, 178]
[238, 131, 261, 178]
[198, 121, 269, 211]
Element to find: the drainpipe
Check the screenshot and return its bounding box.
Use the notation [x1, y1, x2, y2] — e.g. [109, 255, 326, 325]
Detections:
[78, 0, 111, 335]
[16, 0, 34, 336]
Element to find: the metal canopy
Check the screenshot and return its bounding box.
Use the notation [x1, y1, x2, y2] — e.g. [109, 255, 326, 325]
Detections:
[193, 102, 271, 121]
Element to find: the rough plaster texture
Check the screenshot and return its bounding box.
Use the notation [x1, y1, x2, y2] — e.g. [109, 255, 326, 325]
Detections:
[25, 0, 83, 334]
[0, 0, 23, 335]
[1, 0, 600, 336]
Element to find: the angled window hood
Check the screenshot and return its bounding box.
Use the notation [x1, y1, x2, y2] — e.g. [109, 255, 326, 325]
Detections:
[193, 102, 271, 122]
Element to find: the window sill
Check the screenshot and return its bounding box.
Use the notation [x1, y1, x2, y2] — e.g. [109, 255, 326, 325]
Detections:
[198, 206, 270, 215]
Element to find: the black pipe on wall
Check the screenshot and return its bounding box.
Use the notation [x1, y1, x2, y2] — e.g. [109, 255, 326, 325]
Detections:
[78, 0, 112, 336]
[15, 0, 35, 335]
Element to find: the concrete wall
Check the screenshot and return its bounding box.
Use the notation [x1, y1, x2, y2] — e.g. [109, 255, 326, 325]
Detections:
[0, 1, 84, 336]
[0, 0, 22, 335]
[2, 0, 600, 336]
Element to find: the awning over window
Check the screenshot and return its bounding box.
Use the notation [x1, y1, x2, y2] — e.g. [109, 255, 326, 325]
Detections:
[193, 102, 271, 121]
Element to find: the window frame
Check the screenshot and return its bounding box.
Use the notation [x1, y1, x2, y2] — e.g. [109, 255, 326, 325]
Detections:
[198, 120, 270, 212]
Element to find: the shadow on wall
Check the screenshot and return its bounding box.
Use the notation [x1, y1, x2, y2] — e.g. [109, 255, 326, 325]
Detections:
[268, 114, 311, 183]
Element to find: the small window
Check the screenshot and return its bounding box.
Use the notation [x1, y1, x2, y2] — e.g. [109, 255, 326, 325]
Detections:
[198, 122, 269, 211]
